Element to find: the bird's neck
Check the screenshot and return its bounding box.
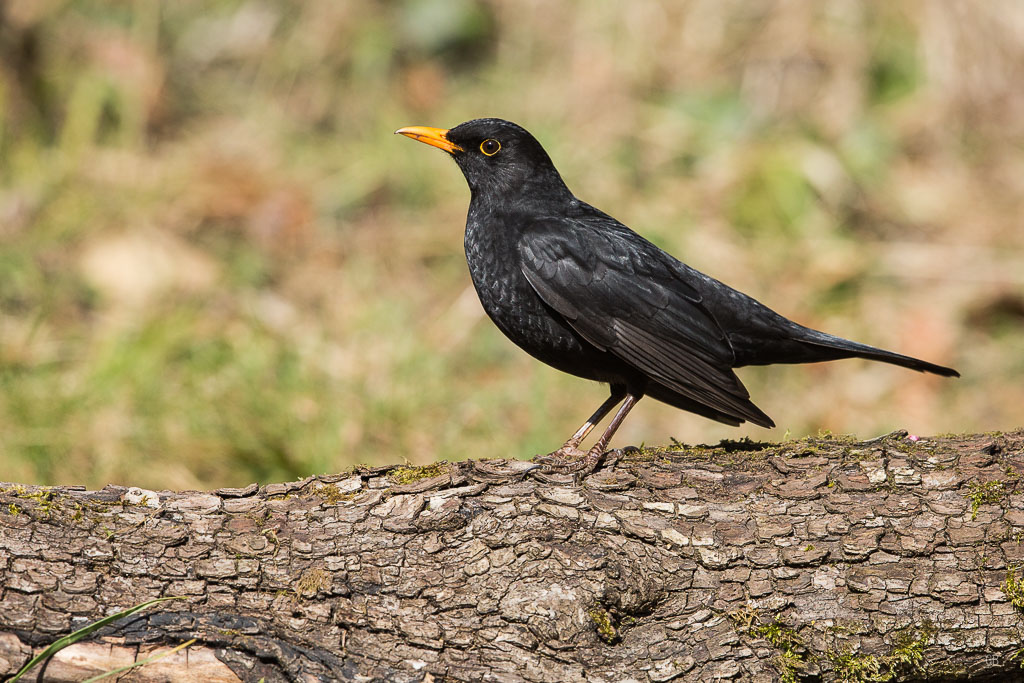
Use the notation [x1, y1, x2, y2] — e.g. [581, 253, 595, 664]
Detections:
[467, 189, 577, 233]
[467, 175, 574, 215]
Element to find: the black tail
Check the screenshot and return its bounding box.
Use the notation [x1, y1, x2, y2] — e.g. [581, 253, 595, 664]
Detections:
[729, 314, 960, 377]
[798, 329, 959, 377]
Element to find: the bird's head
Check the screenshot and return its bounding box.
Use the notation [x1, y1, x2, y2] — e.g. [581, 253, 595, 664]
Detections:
[396, 118, 569, 200]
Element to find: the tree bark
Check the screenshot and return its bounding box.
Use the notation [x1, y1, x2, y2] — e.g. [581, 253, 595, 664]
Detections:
[2, 430, 1023, 682]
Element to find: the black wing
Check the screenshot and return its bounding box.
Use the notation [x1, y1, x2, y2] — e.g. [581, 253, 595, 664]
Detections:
[518, 217, 774, 427]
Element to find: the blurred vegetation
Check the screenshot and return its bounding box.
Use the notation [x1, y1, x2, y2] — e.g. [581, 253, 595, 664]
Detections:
[1, 1, 1022, 489]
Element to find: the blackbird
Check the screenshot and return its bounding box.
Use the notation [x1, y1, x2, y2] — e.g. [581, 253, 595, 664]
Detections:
[397, 118, 958, 473]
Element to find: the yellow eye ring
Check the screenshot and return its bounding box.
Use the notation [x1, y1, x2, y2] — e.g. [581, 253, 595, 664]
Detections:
[480, 139, 501, 156]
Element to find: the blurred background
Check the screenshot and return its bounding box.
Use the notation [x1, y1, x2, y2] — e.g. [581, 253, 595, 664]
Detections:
[1, 1, 1022, 490]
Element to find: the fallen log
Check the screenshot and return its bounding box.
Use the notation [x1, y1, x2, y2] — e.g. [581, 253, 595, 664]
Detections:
[2, 430, 1023, 682]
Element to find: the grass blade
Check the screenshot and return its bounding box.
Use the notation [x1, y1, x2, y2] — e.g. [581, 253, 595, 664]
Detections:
[9, 596, 185, 682]
[81, 638, 198, 683]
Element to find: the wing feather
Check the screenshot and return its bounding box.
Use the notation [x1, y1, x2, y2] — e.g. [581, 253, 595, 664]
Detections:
[519, 217, 773, 427]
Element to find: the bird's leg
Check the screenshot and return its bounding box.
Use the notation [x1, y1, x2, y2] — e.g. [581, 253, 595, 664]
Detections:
[541, 393, 641, 475]
[546, 389, 626, 459]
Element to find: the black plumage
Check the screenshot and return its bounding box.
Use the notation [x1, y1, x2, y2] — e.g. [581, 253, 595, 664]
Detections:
[397, 118, 958, 473]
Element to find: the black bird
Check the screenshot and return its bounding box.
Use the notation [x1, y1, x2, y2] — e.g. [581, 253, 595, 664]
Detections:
[396, 118, 958, 473]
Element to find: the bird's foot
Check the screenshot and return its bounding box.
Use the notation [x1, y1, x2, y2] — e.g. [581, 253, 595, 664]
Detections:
[529, 445, 615, 485]
[532, 445, 589, 467]
[471, 459, 546, 482]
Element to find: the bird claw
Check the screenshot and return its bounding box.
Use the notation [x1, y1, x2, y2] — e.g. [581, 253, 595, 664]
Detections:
[472, 459, 545, 482]
[532, 445, 588, 468]
[530, 446, 618, 485]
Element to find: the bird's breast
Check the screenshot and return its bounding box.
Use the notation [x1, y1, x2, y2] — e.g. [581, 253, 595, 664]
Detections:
[463, 216, 601, 373]
[460, 210, 642, 386]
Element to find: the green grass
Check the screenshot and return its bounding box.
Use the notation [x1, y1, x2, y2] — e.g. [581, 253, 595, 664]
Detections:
[1, 2, 1019, 488]
[8, 597, 186, 682]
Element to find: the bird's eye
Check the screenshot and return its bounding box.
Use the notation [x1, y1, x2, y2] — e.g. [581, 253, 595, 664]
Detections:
[480, 139, 501, 156]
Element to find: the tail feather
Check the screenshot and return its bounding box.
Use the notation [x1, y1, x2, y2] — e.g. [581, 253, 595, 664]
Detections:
[800, 330, 960, 377]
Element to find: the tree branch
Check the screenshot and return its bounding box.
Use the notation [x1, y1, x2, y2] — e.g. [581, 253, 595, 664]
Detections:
[2, 430, 1023, 682]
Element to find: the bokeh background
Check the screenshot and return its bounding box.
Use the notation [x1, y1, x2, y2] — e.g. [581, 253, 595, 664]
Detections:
[2, 1, 1022, 490]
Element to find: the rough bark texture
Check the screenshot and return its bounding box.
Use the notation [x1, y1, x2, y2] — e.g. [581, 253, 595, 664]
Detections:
[2, 430, 1024, 682]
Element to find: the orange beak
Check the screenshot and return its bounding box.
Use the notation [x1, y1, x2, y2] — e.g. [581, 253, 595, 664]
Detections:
[395, 126, 463, 154]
